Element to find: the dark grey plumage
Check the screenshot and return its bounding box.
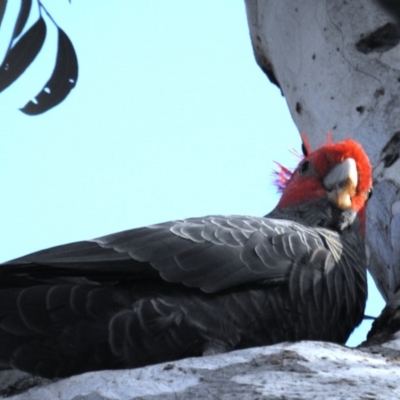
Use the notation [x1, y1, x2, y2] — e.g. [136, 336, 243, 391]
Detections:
[0, 198, 367, 378]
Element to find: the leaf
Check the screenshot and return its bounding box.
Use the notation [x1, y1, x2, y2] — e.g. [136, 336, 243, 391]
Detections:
[20, 27, 78, 115]
[0, 1, 7, 28]
[13, 0, 32, 40]
[0, 16, 46, 93]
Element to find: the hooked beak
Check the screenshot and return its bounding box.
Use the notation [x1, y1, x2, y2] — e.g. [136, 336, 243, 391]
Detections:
[323, 158, 358, 209]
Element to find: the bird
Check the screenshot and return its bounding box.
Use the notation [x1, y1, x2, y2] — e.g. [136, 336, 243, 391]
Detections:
[0, 138, 372, 378]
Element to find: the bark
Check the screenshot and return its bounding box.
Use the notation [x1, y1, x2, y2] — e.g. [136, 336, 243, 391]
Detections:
[244, 0, 400, 319]
[2, 341, 400, 399]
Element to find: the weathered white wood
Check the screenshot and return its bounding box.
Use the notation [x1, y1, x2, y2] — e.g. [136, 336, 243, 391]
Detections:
[245, 0, 400, 301]
[2, 341, 400, 399]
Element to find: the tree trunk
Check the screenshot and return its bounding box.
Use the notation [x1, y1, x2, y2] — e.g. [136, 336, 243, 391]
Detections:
[244, 0, 400, 340]
[2, 342, 400, 399]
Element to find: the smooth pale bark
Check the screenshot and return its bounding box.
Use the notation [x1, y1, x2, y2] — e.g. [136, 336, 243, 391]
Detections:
[245, 0, 400, 304]
[2, 341, 400, 399]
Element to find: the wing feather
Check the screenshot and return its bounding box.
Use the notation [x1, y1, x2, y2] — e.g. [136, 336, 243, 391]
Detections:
[3, 215, 348, 294]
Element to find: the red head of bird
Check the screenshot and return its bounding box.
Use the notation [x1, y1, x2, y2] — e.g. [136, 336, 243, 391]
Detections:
[276, 138, 372, 231]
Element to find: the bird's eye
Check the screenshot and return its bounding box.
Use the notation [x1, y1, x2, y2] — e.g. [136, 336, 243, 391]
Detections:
[367, 188, 373, 200]
[299, 160, 310, 175]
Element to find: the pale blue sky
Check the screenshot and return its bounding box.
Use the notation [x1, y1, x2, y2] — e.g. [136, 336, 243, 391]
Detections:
[0, 1, 383, 346]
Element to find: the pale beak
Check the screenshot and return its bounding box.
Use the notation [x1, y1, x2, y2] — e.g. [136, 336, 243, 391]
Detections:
[323, 158, 358, 209]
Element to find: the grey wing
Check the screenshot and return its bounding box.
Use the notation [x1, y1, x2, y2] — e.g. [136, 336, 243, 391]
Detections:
[92, 216, 336, 293]
[3, 216, 335, 293]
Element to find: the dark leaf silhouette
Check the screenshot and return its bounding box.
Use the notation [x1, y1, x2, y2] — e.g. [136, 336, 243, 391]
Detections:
[0, 1, 78, 115]
[0, 17, 46, 93]
[0, 1, 6, 28]
[21, 27, 78, 115]
[13, 0, 32, 40]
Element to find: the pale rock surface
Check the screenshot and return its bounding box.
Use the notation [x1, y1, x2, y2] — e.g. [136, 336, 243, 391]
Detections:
[1, 341, 400, 399]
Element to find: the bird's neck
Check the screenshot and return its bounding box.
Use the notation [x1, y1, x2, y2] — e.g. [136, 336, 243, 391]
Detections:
[266, 197, 359, 233]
